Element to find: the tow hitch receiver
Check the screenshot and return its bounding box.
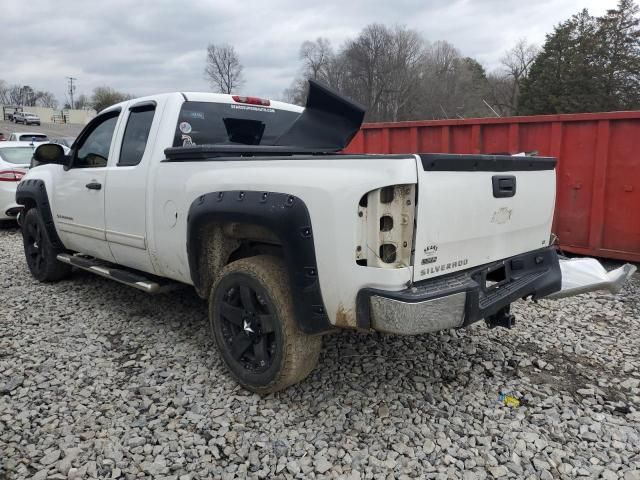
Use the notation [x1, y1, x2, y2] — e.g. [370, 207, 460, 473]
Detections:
[544, 258, 636, 300]
[486, 305, 516, 329]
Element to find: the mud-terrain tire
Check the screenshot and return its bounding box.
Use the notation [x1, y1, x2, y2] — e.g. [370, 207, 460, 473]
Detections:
[21, 208, 71, 282]
[209, 255, 322, 393]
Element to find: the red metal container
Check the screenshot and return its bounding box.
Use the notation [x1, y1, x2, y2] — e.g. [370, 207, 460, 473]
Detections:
[344, 111, 640, 262]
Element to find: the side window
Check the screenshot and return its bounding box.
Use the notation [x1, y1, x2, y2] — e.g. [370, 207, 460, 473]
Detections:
[74, 114, 119, 168]
[118, 106, 155, 166]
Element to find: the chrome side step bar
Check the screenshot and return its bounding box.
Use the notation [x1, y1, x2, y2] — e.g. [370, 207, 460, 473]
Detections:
[57, 253, 183, 294]
[545, 258, 637, 300]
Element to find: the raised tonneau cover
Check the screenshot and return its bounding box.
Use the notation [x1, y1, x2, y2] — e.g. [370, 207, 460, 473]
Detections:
[165, 79, 366, 160]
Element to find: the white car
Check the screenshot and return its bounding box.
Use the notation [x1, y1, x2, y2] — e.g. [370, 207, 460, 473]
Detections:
[13, 111, 41, 125]
[16, 81, 636, 392]
[7, 132, 49, 143]
[0, 142, 33, 220]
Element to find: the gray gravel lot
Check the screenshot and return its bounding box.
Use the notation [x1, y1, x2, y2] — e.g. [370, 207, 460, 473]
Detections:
[1, 223, 639, 479]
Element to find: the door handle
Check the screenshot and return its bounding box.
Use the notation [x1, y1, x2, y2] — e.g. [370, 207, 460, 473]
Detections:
[492, 175, 516, 198]
[85, 182, 102, 190]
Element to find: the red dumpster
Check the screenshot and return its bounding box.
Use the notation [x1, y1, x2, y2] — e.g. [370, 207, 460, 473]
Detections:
[344, 111, 640, 262]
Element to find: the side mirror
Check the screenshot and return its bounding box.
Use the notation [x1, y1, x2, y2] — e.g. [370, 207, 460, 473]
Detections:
[32, 143, 67, 168]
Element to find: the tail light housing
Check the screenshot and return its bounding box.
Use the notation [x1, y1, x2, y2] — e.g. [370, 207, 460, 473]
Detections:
[356, 184, 416, 268]
[0, 169, 26, 182]
[232, 95, 271, 107]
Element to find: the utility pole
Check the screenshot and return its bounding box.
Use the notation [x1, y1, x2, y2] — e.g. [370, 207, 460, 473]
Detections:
[67, 76, 77, 110]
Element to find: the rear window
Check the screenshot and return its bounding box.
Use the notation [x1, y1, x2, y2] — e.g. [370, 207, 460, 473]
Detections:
[19, 134, 48, 141]
[0, 147, 34, 165]
[173, 101, 300, 147]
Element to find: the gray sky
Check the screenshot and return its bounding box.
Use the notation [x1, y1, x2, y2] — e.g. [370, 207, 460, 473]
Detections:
[1, 0, 619, 106]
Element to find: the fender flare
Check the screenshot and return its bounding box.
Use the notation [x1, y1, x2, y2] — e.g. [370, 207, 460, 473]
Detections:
[16, 179, 65, 250]
[187, 191, 333, 335]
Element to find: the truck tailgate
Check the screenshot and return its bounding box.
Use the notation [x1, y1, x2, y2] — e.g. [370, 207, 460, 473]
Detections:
[413, 154, 557, 282]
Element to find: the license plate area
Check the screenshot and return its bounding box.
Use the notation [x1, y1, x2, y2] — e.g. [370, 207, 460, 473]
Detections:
[483, 262, 511, 291]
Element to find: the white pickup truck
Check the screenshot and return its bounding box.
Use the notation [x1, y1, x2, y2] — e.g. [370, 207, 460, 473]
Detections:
[16, 81, 635, 393]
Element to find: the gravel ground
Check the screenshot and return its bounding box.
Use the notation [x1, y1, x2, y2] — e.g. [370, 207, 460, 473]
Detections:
[1, 223, 639, 480]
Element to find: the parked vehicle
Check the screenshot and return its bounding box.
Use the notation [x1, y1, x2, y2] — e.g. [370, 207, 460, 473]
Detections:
[0, 142, 33, 220]
[16, 81, 635, 392]
[6, 108, 22, 122]
[50, 137, 76, 148]
[13, 111, 41, 126]
[7, 132, 49, 142]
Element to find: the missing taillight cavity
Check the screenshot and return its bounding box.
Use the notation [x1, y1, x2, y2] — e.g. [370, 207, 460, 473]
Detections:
[355, 184, 415, 268]
[380, 186, 394, 203]
[380, 244, 397, 263]
[380, 215, 393, 232]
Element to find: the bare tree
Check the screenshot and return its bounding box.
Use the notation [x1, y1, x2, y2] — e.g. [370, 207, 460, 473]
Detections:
[342, 24, 396, 120]
[91, 86, 132, 112]
[205, 43, 244, 94]
[74, 94, 91, 110]
[285, 24, 509, 121]
[493, 39, 539, 114]
[299, 38, 334, 81]
[0, 79, 9, 105]
[384, 27, 425, 121]
[36, 91, 58, 109]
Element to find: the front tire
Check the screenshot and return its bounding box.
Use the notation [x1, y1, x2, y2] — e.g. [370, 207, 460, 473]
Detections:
[21, 208, 71, 282]
[209, 255, 321, 394]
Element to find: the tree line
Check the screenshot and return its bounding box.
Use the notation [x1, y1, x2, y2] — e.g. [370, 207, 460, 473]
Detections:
[206, 0, 640, 121]
[0, 81, 132, 113]
[0, 81, 59, 109]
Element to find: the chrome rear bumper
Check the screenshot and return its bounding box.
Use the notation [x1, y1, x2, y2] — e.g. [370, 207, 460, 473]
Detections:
[369, 292, 467, 335]
[358, 247, 561, 335]
[360, 250, 636, 335]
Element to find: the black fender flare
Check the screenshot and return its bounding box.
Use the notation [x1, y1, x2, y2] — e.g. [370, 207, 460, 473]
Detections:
[186, 191, 333, 335]
[16, 179, 65, 250]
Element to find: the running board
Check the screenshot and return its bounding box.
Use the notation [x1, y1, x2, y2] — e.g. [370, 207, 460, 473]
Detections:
[57, 253, 183, 294]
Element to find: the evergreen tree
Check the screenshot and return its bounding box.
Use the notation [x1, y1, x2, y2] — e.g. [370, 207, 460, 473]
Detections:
[519, 0, 640, 114]
[597, 0, 640, 109]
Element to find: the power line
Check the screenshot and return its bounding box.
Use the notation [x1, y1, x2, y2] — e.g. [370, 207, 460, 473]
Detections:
[66, 77, 77, 109]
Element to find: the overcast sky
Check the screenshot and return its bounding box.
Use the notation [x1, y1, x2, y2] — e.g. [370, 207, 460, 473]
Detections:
[1, 0, 619, 107]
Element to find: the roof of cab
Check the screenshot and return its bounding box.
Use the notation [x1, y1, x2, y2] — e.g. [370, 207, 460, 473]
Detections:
[101, 92, 303, 115]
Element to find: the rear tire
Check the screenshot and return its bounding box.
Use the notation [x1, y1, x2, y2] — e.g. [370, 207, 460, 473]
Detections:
[21, 208, 71, 282]
[209, 255, 321, 394]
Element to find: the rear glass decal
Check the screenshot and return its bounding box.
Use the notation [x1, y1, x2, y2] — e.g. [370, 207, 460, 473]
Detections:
[179, 122, 192, 134]
[183, 111, 205, 120]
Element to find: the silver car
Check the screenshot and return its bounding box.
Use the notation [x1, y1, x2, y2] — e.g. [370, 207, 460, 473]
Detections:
[13, 111, 41, 126]
[0, 141, 33, 220]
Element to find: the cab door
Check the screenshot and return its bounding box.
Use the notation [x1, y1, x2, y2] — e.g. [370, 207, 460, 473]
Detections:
[104, 100, 162, 273]
[52, 110, 121, 261]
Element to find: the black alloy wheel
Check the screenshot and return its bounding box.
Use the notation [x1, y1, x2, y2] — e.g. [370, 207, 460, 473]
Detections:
[218, 282, 276, 373]
[209, 255, 322, 393]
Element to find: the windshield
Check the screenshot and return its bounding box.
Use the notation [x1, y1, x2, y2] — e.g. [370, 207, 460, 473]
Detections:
[173, 101, 300, 147]
[0, 146, 33, 165]
[18, 134, 48, 141]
